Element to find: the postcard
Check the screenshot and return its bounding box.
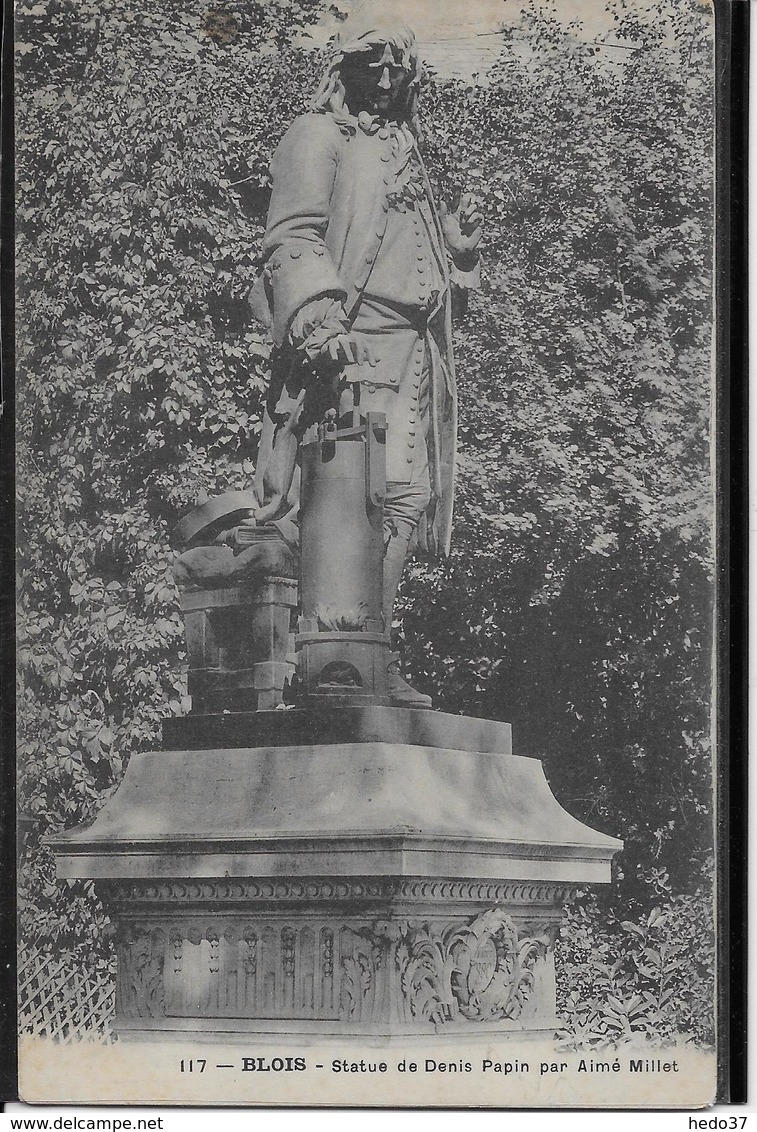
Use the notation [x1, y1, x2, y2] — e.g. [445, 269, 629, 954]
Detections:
[15, 0, 726, 1108]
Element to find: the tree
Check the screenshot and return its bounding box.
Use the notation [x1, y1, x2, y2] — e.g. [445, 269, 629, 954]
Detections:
[16, 0, 323, 950]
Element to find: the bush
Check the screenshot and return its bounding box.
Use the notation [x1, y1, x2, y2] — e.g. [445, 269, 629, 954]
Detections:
[555, 874, 715, 1047]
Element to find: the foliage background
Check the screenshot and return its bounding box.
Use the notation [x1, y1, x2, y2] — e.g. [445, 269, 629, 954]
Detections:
[16, 0, 715, 1045]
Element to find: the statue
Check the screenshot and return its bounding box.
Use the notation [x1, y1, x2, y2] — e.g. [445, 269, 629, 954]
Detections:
[51, 10, 622, 1053]
[243, 11, 483, 707]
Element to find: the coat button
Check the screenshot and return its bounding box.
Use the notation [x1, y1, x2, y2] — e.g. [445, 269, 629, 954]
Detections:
[406, 456, 413, 464]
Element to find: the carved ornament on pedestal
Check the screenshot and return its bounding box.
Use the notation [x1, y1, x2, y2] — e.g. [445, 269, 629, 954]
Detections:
[108, 885, 566, 1035]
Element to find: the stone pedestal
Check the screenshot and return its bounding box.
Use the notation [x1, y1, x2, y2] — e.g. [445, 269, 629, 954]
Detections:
[52, 708, 621, 1041]
[100, 879, 567, 1039]
[180, 576, 297, 713]
[171, 523, 298, 715]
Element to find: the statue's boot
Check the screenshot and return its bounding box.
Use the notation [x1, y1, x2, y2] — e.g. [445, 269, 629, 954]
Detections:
[386, 653, 432, 708]
[383, 533, 432, 709]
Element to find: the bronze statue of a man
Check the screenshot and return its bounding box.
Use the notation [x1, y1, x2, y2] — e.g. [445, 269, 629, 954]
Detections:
[248, 11, 482, 706]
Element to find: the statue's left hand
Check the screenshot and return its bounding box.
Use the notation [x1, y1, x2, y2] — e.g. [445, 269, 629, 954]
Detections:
[440, 193, 483, 265]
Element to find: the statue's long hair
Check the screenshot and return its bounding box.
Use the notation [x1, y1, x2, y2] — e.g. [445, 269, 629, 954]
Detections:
[310, 15, 423, 138]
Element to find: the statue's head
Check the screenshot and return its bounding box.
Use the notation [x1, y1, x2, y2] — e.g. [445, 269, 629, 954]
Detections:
[312, 8, 422, 132]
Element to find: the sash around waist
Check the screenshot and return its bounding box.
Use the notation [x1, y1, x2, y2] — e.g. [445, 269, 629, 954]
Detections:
[342, 294, 443, 390]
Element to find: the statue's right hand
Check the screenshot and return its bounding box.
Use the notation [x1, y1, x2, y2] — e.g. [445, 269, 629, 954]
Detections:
[289, 300, 376, 371]
[320, 333, 377, 368]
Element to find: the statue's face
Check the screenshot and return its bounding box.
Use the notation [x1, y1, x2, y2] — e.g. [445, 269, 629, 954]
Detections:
[340, 42, 413, 117]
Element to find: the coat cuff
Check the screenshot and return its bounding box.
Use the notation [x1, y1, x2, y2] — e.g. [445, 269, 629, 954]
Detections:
[268, 241, 346, 345]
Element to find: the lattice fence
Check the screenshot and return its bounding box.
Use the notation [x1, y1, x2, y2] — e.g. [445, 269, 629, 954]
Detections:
[18, 946, 116, 1043]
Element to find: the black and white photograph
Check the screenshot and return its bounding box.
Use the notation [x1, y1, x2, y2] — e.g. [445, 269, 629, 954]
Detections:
[13, 0, 727, 1107]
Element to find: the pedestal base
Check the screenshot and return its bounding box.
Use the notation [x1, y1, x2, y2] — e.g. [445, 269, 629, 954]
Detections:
[51, 709, 621, 1042]
[104, 876, 569, 1040]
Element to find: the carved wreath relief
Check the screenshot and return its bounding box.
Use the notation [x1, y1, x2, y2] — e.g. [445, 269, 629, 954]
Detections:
[340, 909, 547, 1026]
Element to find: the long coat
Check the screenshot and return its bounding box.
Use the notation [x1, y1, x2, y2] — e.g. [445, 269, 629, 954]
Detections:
[250, 111, 457, 556]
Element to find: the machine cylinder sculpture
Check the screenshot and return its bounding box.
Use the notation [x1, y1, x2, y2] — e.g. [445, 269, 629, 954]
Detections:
[296, 395, 390, 705]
